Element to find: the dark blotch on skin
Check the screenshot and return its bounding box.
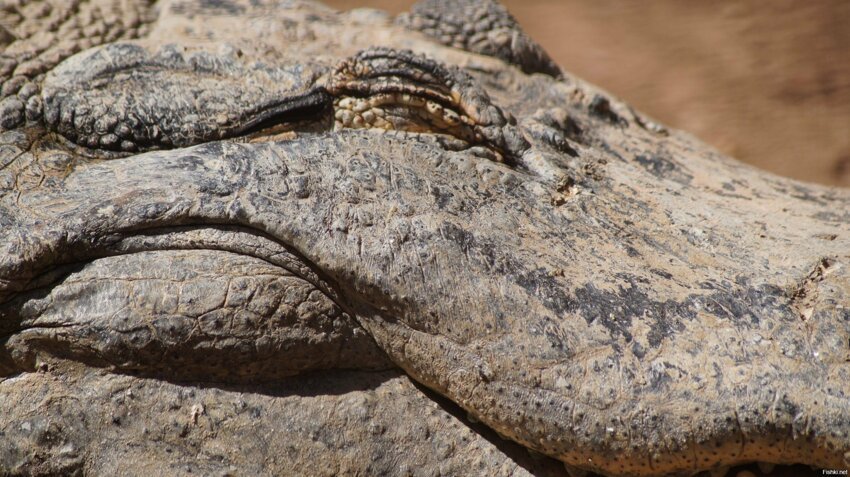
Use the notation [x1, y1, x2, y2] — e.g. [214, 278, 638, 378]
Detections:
[440, 223, 793, 349]
[588, 95, 625, 126]
[634, 152, 694, 184]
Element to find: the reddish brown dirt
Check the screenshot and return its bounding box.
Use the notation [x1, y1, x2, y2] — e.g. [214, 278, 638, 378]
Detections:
[325, 0, 850, 187]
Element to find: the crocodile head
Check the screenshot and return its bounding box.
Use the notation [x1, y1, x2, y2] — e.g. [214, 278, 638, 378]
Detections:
[1, 1, 848, 475]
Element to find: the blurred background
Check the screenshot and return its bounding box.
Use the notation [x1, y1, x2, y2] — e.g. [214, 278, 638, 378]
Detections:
[325, 0, 850, 187]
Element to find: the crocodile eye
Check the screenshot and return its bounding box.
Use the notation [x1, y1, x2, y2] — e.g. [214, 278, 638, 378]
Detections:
[41, 42, 329, 153]
[40, 43, 526, 160]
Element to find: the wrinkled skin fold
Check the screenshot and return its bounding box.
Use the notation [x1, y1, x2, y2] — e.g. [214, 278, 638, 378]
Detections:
[0, 0, 849, 476]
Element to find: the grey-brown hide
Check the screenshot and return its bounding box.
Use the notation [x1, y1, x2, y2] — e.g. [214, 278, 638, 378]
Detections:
[0, 0, 849, 476]
[41, 42, 329, 151]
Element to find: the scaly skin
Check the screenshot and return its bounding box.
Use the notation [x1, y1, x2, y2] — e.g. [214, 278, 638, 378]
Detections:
[0, 0, 157, 128]
[1, 1, 848, 476]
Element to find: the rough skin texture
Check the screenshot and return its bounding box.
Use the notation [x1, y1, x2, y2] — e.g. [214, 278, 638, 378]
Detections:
[0, 0, 157, 129]
[397, 0, 561, 77]
[1, 1, 849, 476]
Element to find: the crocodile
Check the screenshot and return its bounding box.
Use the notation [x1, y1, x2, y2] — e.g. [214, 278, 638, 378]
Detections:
[0, 0, 848, 476]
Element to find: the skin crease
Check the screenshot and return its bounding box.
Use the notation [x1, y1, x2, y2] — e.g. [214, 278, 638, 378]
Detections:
[0, 1, 849, 476]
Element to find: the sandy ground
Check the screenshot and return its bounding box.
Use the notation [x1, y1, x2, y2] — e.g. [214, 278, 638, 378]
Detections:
[324, 0, 850, 188]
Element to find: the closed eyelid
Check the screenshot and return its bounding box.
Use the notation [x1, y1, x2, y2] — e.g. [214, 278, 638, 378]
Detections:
[41, 42, 328, 153]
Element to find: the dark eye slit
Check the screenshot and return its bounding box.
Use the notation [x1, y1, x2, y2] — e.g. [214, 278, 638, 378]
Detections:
[229, 88, 333, 139]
